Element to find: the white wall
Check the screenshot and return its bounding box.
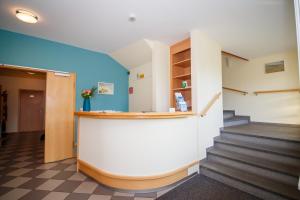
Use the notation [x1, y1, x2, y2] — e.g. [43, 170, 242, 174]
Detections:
[0, 76, 46, 132]
[113, 39, 170, 112]
[149, 41, 170, 112]
[191, 30, 223, 159]
[129, 62, 153, 112]
[294, 0, 300, 81]
[223, 51, 300, 124]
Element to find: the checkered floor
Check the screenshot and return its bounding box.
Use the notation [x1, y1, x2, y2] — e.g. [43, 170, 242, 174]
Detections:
[0, 133, 178, 200]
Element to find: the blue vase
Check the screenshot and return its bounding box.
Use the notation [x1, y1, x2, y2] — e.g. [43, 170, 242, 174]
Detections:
[83, 98, 91, 111]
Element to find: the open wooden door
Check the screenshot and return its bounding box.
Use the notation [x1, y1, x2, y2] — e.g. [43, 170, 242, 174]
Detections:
[45, 72, 76, 163]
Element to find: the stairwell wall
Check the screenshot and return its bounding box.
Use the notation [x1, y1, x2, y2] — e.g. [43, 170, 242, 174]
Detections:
[223, 50, 300, 124]
[191, 30, 224, 160]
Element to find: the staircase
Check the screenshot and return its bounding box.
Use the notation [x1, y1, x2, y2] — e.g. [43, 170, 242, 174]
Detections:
[200, 110, 300, 200]
[223, 110, 250, 127]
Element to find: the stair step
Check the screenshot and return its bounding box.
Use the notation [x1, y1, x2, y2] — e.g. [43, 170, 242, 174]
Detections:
[223, 123, 300, 143]
[208, 147, 300, 177]
[200, 160, 300, 200]
[214, 136, 300, 160]
[223, 116, 250, 127]
[207, 147, 299, 186]
[223, 110, 235, 120]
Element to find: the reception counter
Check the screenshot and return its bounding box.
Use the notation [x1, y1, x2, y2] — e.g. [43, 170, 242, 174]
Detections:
[75, 111, 199, 190]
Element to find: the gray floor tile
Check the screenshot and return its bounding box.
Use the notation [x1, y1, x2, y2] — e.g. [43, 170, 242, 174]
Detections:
[37, 163, 58, 170]
[111, 196, 134, 200]
[54, 180, 82, 192]
[61, 159, 76, 164]
[134, 198, 154, 200]
[42, 191, 69, 200]
[19, 178, 48, 189]
[36, 179, 65, 191]
[68, 172, 87, 181]
[52, 171, 75, 180]
[0, 188, 31, 200]
[74, 181, 98, 194]
[65, 193, 91, 200]
[0, 186, 13, 196]
[36, 170, 60, 179]
[93, 185, 114, 195]
[7, 168, 32, 176]
[51, 164, 70, 171]
[64, 164, 76, 171]
[89, 194, 112, 200]
[22, 169, 46, 178]
[114, 192, 134, 197]
[11, 162, 32, 168]
[2, 177, 31, 188]
[19, 190, 49, 200]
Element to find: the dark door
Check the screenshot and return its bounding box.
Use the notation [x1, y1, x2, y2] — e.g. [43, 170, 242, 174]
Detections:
[19, 90, 45, 132]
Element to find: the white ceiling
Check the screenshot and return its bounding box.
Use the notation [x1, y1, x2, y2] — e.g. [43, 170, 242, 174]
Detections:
[110, 39, 152, 69]
[0, 0, 297, 59]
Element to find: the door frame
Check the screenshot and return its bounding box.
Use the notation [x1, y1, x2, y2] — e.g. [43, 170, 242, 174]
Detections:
[18, 89, 45, 133]
[1, 64, 76, 162]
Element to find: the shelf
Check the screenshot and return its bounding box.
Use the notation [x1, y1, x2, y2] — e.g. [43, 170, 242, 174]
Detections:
[173, 59, 191, 67]
[173, 73, 191, 80]
[173, 87, 192, 91]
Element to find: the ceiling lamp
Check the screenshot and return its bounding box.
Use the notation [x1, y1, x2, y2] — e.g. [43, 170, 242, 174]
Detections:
[16, 9, 38, 24]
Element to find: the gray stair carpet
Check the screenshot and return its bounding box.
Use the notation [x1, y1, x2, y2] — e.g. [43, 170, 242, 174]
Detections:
[223, 110, 250, 127]
[200, 116, 300, 200]
[157, 174, 260, 200]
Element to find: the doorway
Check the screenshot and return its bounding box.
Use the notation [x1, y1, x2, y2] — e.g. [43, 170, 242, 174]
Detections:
[19, 90, 45, 133]
[0, 65, 76, 163]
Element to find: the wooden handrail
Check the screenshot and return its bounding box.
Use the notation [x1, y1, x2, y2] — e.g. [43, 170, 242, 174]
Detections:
[254, 88, 300, 95]
[200, 92, 222, 117]
[222, 87, 248, 95]
[221, 51, 249, 61]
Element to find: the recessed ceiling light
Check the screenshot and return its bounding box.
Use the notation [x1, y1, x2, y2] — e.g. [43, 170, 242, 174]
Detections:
[27, 72, 36, 75]
[128, 13, 136, 22]
[16, 9, 38, 24]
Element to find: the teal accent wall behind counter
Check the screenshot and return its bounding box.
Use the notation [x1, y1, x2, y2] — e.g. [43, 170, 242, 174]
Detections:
[0, 29, 128, 111]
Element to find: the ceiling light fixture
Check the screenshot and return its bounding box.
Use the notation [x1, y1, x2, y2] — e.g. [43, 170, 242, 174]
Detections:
[16, 9, 38, 24]
[128, 13, 136, 22]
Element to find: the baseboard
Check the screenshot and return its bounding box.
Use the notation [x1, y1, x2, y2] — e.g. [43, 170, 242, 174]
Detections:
[77, 159, 199, 190]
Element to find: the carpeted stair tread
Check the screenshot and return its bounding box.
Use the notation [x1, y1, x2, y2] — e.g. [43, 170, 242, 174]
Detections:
[207, 147, 300, 177]
[200, 160, 300, 200]
[214, 136, 300, 159]
[223, 123, 300, 142]
[224, 116, 250, 123]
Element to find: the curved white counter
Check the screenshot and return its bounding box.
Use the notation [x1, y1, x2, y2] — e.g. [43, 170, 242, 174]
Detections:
[75, 112, 199, 190]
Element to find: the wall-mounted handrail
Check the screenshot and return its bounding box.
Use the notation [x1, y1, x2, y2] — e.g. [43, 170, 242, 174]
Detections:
[254, 88, 300, 95]
[200, 92, 222, 117]
[223, 87, 248, 95]
[221, 51, 249, 61]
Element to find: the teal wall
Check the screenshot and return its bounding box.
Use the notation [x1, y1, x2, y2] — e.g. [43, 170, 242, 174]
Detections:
[0, 29, 128, 111]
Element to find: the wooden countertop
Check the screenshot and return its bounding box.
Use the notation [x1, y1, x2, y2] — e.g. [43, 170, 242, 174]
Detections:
[74, 111, 195, 119]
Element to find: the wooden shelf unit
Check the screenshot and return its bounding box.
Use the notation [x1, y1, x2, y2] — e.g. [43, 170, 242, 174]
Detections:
[170, 38, 192, 111]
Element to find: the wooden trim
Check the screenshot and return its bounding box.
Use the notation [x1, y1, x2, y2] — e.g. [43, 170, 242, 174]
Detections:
[221, 51, 249, 61]
[254, 88, 300, 95]
[78, 159, 199, 190]
[74, 112, 195, 119]
[0, 64, 69, 74]
[199, 92, 222, 117]
[222, 87, 248, 95]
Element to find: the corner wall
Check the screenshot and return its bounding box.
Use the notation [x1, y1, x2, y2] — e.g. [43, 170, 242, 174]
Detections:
[191, 30, 223, 159]
[223, 51, 300, 124]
